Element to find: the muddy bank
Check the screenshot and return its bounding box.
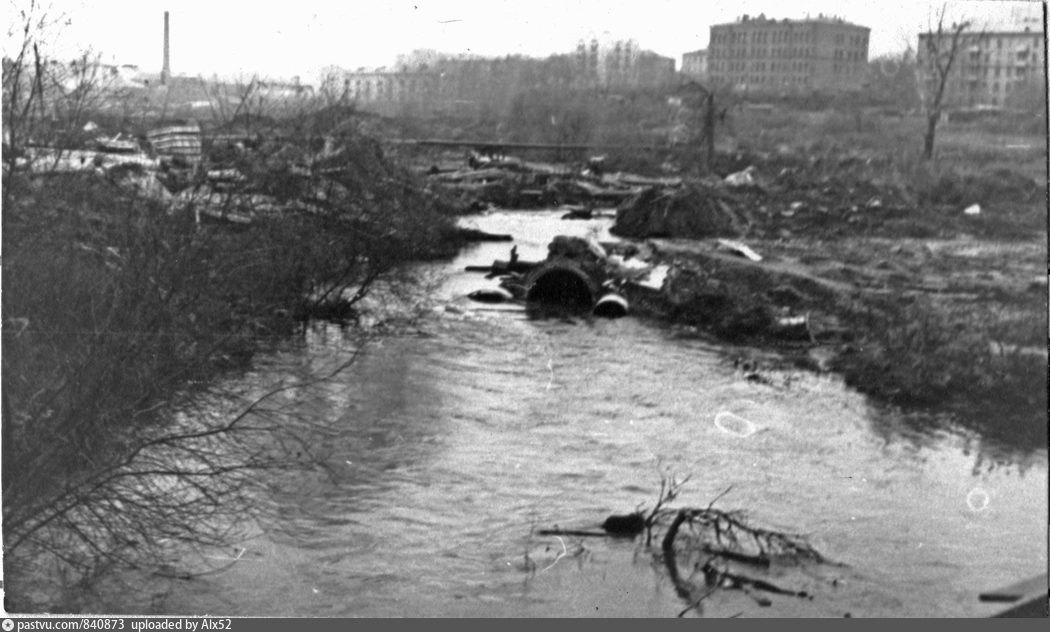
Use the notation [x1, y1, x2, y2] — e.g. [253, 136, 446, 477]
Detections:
[628, 240, 1045, 451]
[622, 243, 1043, 454]
[595, 155, 1047, 452]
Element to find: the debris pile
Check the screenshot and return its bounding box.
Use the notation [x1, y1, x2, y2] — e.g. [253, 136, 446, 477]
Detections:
[11, 119, 467, 229]
[425, 150, 682, 209]
[612, 184, 746, 239]
[462, 235, 667, 318]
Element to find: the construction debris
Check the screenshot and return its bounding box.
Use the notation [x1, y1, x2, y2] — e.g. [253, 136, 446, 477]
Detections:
[147, 123, 203, 167]
[424, 150, 677, 209]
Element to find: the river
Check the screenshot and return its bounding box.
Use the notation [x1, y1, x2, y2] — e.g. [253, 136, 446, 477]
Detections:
[123, 210, 1046, 617]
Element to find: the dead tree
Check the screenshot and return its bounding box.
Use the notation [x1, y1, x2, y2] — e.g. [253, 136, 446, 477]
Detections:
[2, 2, 51, 186]
[919, 7, 972, 160]
[701, 92, 716, 171]
[676, 81, 717, 174]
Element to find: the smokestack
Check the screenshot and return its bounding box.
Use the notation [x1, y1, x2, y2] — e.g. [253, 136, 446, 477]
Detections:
[161, 11, 170, 85]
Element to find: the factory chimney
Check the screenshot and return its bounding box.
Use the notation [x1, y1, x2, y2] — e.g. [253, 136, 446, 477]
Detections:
[161, 11, 171, 85]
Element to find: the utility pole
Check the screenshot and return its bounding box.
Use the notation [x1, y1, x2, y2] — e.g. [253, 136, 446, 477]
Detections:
[702, 91, 715, 172]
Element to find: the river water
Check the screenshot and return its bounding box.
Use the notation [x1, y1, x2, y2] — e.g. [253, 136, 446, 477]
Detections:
[133, 210, 1045, 617]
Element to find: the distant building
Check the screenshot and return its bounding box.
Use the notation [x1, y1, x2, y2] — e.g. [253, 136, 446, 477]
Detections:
[49, 60, 148, 91]
[681, 49, 708, 79]
[574, 38, 675, 88]
[336, 41, 676, 117]
[707, 13, 870, 93]
[338, 70, 438, 114]
[916, 8, 1045, 108]
[635, 51, 677, 87]
[255, 78, 314, 100]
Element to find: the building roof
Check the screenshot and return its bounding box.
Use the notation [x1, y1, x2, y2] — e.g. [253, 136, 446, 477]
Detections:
[638, 50, 676, 61]
[918, 27, 1045, 40]
[713, 13, 869, 30]
[968, 4, 1044, 33]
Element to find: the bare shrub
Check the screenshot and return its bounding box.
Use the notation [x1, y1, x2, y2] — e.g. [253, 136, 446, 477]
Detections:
[2, 18, 462, 611]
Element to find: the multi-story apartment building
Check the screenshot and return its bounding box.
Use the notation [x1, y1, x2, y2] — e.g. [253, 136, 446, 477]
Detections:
[707, 13, 870, 93]
[337, 39, 678, 116]
[635, 51, 677, 87]
[917, 17, 1045, 108]
[681, 49, 708, 79]
[574, 38, 676, 88]
[341, 70, 437, 105]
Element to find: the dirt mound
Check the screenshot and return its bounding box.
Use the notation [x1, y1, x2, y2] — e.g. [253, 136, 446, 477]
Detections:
[612, 184, 744, 239]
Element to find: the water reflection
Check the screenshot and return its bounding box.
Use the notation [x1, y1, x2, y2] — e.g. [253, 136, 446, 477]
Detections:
[862, 404, 1046, 475]
[130, 210, 1047, 617]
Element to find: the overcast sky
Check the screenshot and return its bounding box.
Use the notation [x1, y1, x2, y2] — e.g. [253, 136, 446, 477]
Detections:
[5, 0, 1044, 84]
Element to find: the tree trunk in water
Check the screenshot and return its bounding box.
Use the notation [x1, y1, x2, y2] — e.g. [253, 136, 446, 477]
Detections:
[923, 112, 939, 160]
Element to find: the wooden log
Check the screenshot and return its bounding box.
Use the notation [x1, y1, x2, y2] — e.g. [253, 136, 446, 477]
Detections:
[535, 528, 608, 537]
[573, 179, 639, 200]
[467, 287, 514, 303]
[456, 227, 513, 242]
[435, 167, 509, 182]
[491, 259, 539, 274]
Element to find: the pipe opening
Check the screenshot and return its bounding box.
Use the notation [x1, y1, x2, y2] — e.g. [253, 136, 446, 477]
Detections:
[526, 268, 594, 311]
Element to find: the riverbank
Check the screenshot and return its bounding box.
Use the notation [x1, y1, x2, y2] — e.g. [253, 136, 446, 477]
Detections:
[604, 145, 1046, 454]
[422, 121, 1046, 454]
[622, 234, 1045, 451]
[0, 119, 468, 612]
[418, 124, 1046, 453]
[54, 208, 1049, 618]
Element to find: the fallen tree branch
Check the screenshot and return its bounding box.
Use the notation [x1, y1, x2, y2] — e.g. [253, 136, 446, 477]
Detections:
[535, 528, 607, 537]
[701, 561, 813, 600]
[538, 471, 838, 616]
